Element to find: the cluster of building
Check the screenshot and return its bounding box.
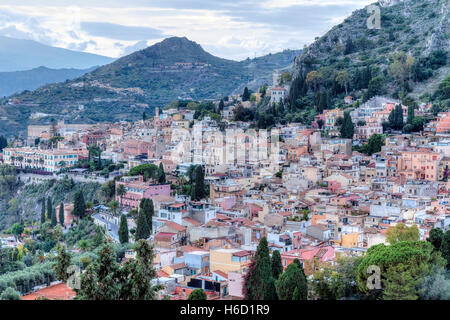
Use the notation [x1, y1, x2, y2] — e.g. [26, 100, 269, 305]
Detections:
[2, 88, 450, 300]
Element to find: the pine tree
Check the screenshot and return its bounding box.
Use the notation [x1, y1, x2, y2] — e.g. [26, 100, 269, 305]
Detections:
[119, 214, 129, 244]
[40, 198, 46, 224]
[135, 209, 150, 241]
[59, 203, 65, 227]
[271, 250, 283, 280]
[188, 288, 207, 300]
[158, 162, 166, 183]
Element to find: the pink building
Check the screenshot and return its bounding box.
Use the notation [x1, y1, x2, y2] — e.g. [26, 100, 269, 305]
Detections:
[228, 271, 245, 299]
[398, 148, 441, 181]
[123, 140, 153, 156]
[116, 176, 171, 209]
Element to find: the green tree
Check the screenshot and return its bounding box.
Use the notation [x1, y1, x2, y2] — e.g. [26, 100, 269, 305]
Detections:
[76, 244, 121, 300]
[108, 200, 119, 216]
[59, 203, 65, 227]
[119, 240, 161, 300]
[193, 165, 206, 201]
[0, 135, 7, 152]
[158, 162, 166, 183]
[53, 244, 72, 282]
[73, 190, 86, 219]
[275, 259, 307, 300]
[271, 250, 283, 280]
[340, 112, 354, 139]
[139, 198, 154, 233]
[336, 70, 350, 95]
[135, 209, 150, 241]
[386, 223, 419, 244]
[40, 197, 46, 224]
[0, 287, 21, 300]
[244, 237, 277, 300]
[441, 230, 450, 269]
[428, 228, 444, 251]
[356, 241, 444, 300]
[116, 184, 127, 207]
[359, 134, 385, 155]
[188, 288, 207, 300]
[407, 105, 415, 125]
[47, 197, 53, 221]
[51, 207, 57, 227]
[242, 87, 250, 101]
[119, 214, 129, 244]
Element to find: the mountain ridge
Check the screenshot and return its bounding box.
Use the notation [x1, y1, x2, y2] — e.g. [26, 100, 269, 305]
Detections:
[0, 36, 114, 72]
[0, 37, 301, 138]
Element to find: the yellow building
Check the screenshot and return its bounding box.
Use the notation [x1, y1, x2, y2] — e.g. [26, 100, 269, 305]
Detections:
[335, 232, 359, 248]
[3, 147, 79, 173]
[209, 248, 252, 274]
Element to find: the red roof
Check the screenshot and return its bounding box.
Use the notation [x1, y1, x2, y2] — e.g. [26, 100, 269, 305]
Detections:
[21, 283, 75, 300]
[164, 221, 187, 232]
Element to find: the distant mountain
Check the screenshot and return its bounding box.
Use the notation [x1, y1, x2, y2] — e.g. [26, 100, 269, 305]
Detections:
[0, 66, 96, 97]
[1, 37, 300, 138]
[0, 36, 114, 72]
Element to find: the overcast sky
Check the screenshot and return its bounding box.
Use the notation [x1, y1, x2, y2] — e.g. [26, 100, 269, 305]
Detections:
[0, 0, 374, 60]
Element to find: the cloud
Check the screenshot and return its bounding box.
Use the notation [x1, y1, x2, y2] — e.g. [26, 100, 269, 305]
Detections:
[0, 0, 374, 59]
[80, 22, 165, 41]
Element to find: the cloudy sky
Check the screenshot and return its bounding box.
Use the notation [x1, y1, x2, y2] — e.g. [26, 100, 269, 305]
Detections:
[0, 0, 375, 60]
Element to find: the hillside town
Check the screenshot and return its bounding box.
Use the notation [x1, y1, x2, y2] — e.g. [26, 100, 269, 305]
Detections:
[1, 69, 449, 300]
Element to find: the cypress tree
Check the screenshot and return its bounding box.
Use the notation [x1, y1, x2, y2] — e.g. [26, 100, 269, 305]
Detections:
[218, 99, 225, 112]
[73, 190, 86, 219]
[135, 210, 150, 241]
[242, 87, 250, 101]
[119, 214, 129, 244]
[139, 199, 154, 233]
[271, 250, 283, 279]
[193, 165, 206, 201]
[407, 105, 415, 125]
[158, 162, 166, 183]
[59, 203, 65, 226]
[40, 198, 46, 224]
[395, 104, 404, 130]
[275, 258, 307, 300]
[244, 237, 277, 300]
[51, 208, 57, 227]
[340, 112, 355, 139]
[47, 197, 53, 221]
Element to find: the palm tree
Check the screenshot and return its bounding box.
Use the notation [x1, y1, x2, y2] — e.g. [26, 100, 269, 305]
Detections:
[108, 200, 119, 216]
[117, 184, 126, 207]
